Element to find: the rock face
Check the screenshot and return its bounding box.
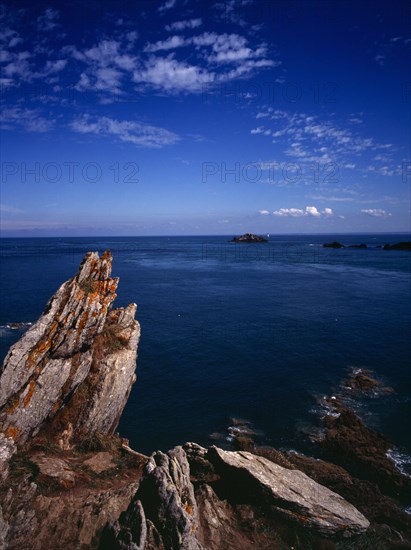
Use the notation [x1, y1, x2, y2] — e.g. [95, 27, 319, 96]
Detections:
[230, 233, 268, 243]
[0, 251, 140, 447]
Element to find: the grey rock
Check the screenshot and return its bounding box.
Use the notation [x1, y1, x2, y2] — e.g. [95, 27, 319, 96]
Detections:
[208, 446, 370, 537]
[104, 446, 203, 550]
[0, 251, 139, 446]
[0, 434, 16, 481]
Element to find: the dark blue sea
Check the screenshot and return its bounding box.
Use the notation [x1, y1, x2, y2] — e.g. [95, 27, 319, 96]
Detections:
[1, 235, 411, 462]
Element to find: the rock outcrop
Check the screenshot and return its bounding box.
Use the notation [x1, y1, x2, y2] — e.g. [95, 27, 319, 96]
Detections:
[0, 251, 143, 550]
[0, 250, 140, 448]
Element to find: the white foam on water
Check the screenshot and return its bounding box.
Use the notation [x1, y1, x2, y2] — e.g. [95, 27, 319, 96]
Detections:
[386, 448, 411, 479]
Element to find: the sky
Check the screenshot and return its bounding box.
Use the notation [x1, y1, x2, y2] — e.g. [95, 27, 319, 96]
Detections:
[0, 0, 410, 236]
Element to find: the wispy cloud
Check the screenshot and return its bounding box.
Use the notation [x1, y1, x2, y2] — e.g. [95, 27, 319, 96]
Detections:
[0, 204, 24, 214]
[251, 109, 398, 182]
[69, 115, 180, 148]
[36, 8, 60, 32]
[361, 208, 392, 218]
[158, 0, 177, 14]
[1, 107, 55, 132]
[214, 0, 254, 26]
[165, 19, 202, 32]
[374, 35, 411, 66]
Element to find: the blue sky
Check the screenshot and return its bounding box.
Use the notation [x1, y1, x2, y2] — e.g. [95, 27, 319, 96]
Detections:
[0, 0, 410, 236]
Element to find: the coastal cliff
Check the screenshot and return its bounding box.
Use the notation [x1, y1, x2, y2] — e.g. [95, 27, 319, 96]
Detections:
[0, 252, 410, 549]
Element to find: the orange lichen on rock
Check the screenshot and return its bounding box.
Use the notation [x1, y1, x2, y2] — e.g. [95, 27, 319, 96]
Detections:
[26, 339, 51, 369]
[6, 397, 20, 415]
[23, 380, 36, 408]
[77, 310, 89, 332]
[4, 426, 19, 440]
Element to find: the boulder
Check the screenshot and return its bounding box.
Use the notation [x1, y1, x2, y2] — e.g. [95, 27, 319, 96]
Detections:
[207, 446, 370, 537]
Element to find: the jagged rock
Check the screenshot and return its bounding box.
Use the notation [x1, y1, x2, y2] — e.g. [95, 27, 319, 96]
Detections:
[208, 446, 370, 537]
[0, 251, 140, 447]
[102, 446, 203, 550]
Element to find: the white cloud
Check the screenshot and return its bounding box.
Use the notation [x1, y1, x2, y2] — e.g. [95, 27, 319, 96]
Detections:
[251, 127, 264, 134]
[133, 56, 215, 93]
[361, 209, 392, 218]
[67, 30, 274, 96]
[305, 206, 321, 217]
[258, 209, 270, 215]
[273, 208, 305, 217]
[144, 35, 186, 53]
[70, 115, 180, 148]
[166, 19, 202, 32]
[272, 206, 331, 217]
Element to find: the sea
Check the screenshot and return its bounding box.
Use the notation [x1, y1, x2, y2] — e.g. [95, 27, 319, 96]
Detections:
[1, 234, 410, 465]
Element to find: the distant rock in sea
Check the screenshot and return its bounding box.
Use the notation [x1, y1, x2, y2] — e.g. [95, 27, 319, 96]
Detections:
[383, 241, 411, 251]
[230, 233, 268, 243]
[323, 241, 344, 248]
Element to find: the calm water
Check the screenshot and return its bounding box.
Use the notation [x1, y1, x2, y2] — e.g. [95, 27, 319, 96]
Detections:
[1, 235, 410, 457]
